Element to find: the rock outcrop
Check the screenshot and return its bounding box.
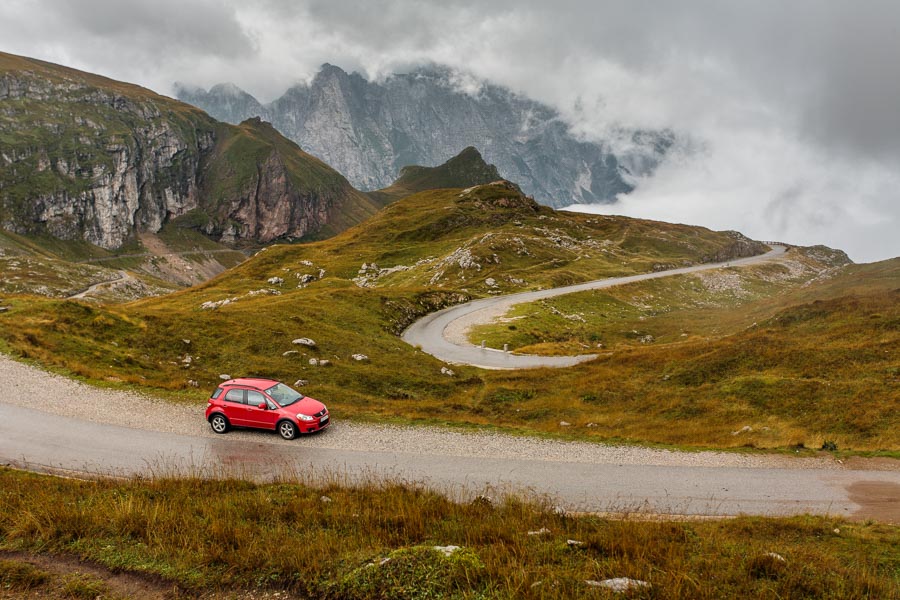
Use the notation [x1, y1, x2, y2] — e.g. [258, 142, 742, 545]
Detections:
[0, 52, 379, 250]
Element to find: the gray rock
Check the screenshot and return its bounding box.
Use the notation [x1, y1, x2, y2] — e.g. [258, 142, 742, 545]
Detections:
[282, 350, 299, 357]
[527, 528, 551, 536]
[584, 578, 651, 592]
[432, 545, 461, 557]
[351, 353, 369, 361]
[2, 71, 368, 252]
[292, 338, 316, 347]
[267, 276, 284, 285]
[219, 374, 231, 380]
[440, 366, 455, 376]
[566, 539, 584, 547]
[293, 379, 308, 387]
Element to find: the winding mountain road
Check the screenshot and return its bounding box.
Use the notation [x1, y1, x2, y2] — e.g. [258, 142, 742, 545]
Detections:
[2, 243, 897, 521]
[0, 355, 897, 522]
[403, 245, 787, 368]
[67, 270, 133, 300]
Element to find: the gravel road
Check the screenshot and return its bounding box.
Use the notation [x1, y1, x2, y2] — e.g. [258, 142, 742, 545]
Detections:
[2, 354, 898, 521]
[403, 245, 787, 368]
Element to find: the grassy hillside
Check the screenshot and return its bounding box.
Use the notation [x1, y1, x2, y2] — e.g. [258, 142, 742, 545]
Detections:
[468, 245, 853, 354]
[1, 180, 894, 451]
[228, 181, 768, 294]
[0, 469, 896, 599]
[0, 226, 248, 301]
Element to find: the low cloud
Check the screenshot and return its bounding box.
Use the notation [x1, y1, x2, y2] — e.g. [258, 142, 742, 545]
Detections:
[1, 0, 898, 260]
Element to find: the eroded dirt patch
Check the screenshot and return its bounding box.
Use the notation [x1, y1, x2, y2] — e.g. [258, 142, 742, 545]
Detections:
[847, 480, 900, 524]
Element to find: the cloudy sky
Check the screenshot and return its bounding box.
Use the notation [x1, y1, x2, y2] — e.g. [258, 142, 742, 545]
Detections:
[2, 0, 899, 261]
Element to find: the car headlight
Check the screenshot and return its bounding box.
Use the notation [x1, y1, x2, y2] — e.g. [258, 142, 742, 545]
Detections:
[297, 413, 314, 421]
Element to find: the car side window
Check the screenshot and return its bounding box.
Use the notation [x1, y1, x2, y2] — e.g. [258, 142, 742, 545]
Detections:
[224, 389, 245, 404]
[247, 391, 266, 407]
[211, 387, 224, 399]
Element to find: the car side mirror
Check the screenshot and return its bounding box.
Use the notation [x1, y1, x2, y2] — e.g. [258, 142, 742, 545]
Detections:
[257, 402, 267, 410]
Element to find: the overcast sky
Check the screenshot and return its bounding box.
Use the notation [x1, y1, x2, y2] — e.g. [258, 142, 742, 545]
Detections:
[2, 0, 899, 262]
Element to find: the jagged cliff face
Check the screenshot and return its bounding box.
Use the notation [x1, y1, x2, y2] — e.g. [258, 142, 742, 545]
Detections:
[177, 65, 672, 208]
[1, 70, 214, 249]
[0, 53, 377, 250]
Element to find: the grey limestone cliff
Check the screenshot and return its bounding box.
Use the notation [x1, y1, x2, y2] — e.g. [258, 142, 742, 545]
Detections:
[176, 65, 672, 208]
[0, 53, 376, 250]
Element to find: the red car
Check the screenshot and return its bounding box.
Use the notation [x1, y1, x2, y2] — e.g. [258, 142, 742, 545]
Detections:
[205, 378, 330, 439]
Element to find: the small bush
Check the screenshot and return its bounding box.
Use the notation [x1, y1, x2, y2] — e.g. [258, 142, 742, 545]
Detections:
[61, 573, 110, 599]
[821, 440, 838, 451]
[332, 546, 485, 600]
[0, 559, 50, 590]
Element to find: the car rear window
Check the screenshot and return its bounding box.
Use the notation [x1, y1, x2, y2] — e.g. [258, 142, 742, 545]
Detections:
[211, 387, 224, 399]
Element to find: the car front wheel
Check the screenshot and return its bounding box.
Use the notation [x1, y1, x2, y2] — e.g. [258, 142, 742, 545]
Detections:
[210, 414, 229, 434]
[278, 420, 297, 440]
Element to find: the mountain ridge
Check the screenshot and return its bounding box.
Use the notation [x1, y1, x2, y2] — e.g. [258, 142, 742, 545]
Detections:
[0, 51, 379, 250]
[176, 64, 672, 208]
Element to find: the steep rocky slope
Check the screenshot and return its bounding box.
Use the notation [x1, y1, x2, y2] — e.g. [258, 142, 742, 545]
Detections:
[0, 52, 379, 251]
[177, 65, 672, 207]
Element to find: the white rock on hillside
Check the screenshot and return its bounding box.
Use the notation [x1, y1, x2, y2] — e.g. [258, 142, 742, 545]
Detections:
[351, 354, 369, 361]
[292, 338, 316, 347]
[267, 276, 284, 285]
[584, 578, 651, 592]
[432, 545, 461, 557]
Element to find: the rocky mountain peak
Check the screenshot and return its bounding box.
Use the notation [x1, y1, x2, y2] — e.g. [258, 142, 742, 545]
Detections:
[177, 64, 672, 208]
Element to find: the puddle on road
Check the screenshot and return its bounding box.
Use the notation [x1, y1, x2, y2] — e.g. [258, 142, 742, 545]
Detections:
[847, 481, 900, 524]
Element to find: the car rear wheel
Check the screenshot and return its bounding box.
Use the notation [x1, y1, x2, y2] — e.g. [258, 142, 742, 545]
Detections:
[278, 420, 297, 440]
[210, 414, 229, 434]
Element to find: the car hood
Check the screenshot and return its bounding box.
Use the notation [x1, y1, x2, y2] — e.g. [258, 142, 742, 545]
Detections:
[294, 396, 326, 416]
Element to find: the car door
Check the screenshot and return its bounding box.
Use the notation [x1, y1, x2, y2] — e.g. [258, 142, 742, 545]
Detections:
[245, 390, 278, 430]
[222, 388, 249, 426]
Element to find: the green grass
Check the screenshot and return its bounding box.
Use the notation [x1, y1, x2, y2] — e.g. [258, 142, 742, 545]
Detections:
[0, 469, 896, 599]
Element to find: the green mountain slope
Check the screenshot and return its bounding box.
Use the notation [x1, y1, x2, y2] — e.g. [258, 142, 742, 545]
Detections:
[368, 146, 503, 204]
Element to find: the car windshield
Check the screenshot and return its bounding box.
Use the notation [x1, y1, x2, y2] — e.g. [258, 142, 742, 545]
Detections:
[265, 382, 304, 407]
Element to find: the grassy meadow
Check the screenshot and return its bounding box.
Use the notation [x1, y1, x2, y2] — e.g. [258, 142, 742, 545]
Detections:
[0, 468, 896, 599]
[0, 184, 897, 452]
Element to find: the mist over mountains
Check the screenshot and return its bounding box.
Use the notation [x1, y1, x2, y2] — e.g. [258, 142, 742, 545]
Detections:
[176, 64, 672, 208]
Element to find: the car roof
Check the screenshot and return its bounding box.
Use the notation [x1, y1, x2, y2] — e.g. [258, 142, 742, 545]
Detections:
[223, 377, 280, 389]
